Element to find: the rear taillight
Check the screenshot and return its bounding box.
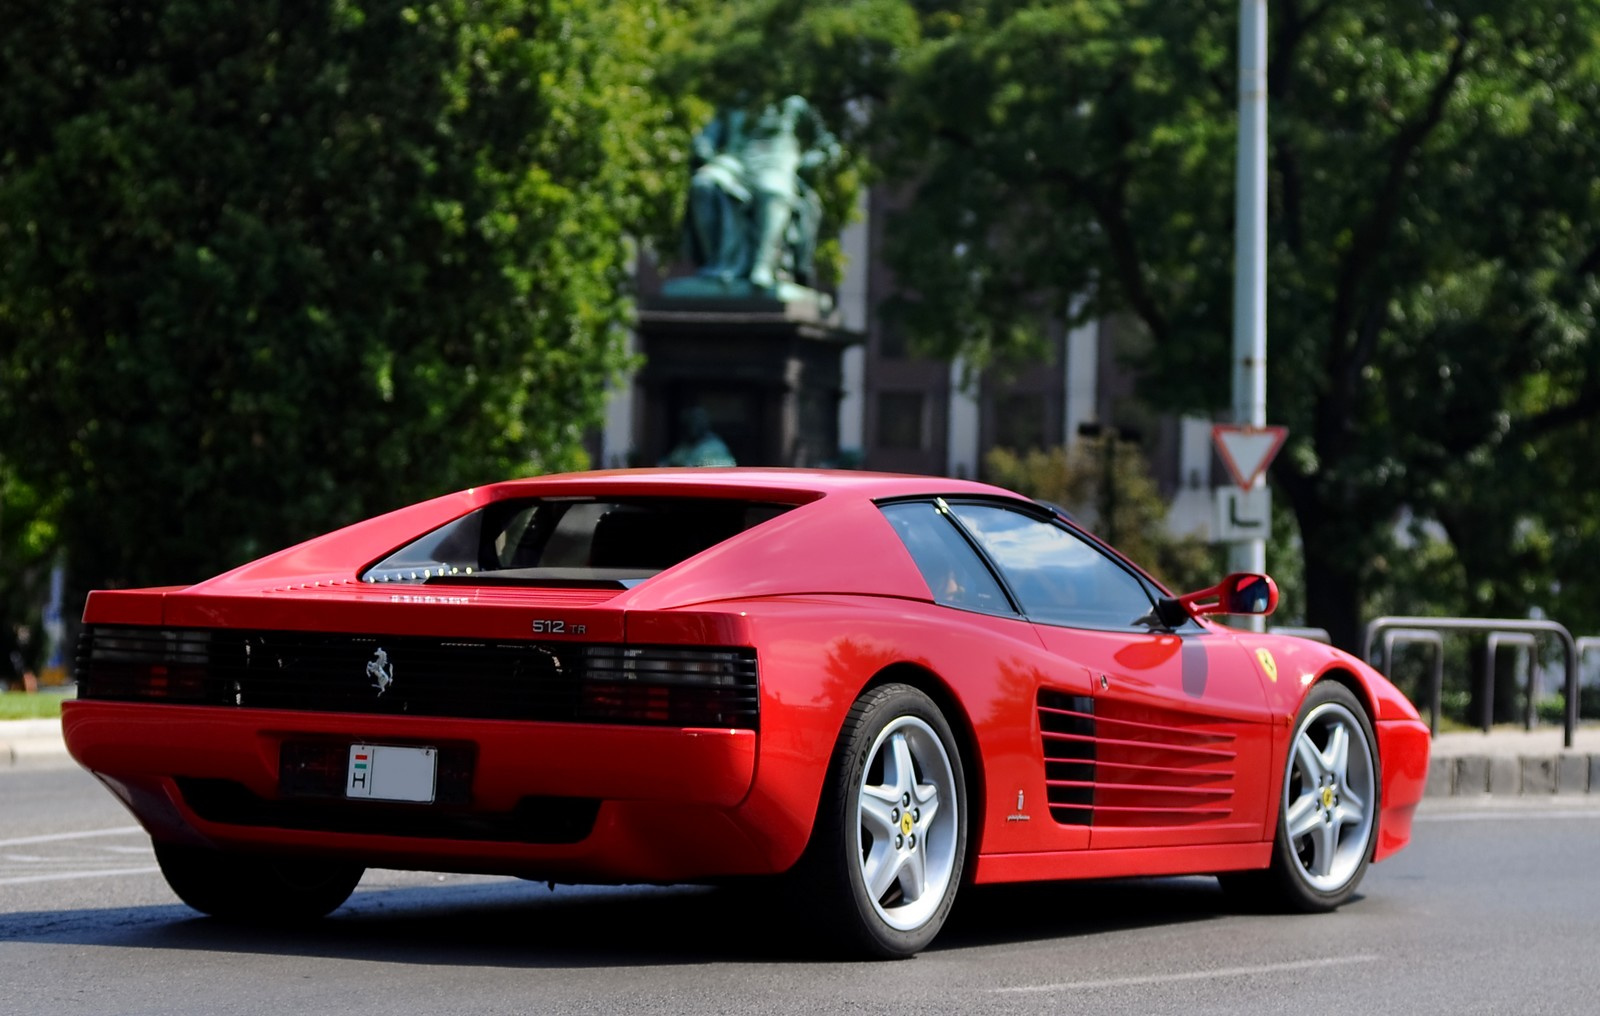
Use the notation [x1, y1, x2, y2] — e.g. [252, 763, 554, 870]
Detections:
[580, 646, 758, 728]
[582, 646, 755, 686]
[76, 628, 215, 702]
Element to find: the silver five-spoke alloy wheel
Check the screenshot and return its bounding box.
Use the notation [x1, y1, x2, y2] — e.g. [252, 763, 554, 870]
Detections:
[1283, 698, 1376, 894]
[852, 715, 961, 932]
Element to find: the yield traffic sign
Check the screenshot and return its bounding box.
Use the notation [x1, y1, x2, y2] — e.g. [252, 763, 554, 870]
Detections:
[1212, 424, 1287, 491]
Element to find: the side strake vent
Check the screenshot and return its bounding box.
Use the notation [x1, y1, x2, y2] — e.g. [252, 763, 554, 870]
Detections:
[1038, 689, 1239, 828]
[1038, 690, 1096, 826]
[1089, 705, 1237, 828]
[76, 626, 759, 730]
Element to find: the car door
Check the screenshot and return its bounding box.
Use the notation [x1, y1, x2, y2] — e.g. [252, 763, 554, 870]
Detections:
[945, 500, 1273, 850]
[878, 499, 1094, 853]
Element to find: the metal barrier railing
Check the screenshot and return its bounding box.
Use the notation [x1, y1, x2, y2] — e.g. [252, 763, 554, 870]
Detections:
[1361, 617, 1580, 749]
[1483, 633, 1539, 733]
[1374, 629, 1444, 735]
[1581, 637, 1600, 716]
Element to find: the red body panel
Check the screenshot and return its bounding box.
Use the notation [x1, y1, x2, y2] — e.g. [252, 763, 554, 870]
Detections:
[1031, 626, 1274, 849]
[64, 701, 765, 881]
[1228, 631, 1430, 861]
[64, 468, 1429, 889]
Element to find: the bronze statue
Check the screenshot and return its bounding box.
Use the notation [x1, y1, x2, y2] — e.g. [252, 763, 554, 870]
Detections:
[680, 96, 839, 295]
[659, 406, 736, 467]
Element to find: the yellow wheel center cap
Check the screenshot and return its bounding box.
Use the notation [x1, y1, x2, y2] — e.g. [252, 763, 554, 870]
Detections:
[1321, 786, 1335, 809]
[900, 812, 914, 836]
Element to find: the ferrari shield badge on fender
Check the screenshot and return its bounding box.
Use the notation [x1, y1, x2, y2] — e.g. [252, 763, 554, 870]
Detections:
[1255, 647, 1278, 682]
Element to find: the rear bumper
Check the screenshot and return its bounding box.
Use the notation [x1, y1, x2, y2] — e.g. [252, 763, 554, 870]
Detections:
[1374, 716, 1431, 862]
[62, 701, 774, 881]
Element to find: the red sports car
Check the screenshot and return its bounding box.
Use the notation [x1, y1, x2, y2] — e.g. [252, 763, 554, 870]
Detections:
[64, 469, 1430, 957]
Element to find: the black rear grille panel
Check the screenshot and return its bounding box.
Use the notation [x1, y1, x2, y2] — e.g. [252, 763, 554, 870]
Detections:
[77, 626, 759, 729]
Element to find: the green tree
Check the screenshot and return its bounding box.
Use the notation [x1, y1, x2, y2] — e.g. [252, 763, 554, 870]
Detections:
[690, 0, 1600, 650]
[0, 0, 695, 591]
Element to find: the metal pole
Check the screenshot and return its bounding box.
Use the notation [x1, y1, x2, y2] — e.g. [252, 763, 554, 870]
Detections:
[1231, 0, 1269, 627]
[1483, 633, 1538, 733]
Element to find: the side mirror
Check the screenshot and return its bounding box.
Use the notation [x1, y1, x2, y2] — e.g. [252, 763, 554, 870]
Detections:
[1177, 572, 1279, 618]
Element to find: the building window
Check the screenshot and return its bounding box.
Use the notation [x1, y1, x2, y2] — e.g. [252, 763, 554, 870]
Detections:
[994, 393, 1049, 451]
[876, 392, 926, 450]
[876, 323, 910, 360]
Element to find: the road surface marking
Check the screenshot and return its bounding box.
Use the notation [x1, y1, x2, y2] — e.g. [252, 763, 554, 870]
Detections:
[1416, 809, 1600, 822]
[0, 866, 161, 886]
[994, 954, 1379, 993]
[0, 826, 142, 848]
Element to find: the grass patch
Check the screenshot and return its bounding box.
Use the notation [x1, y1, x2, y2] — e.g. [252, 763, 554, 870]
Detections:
[0, 691, 71, 720]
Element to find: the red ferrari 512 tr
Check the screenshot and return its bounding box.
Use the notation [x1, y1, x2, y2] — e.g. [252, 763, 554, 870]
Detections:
[64, 469, 1430, 957]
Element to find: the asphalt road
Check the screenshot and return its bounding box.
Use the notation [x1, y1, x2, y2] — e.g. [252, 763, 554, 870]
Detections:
[4, 768, 1599, 1016]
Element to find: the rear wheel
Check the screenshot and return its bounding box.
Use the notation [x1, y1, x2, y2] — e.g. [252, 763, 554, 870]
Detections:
[154, 842, 364, 922]
[803, 683, 968, 958]
[1223, 682, 1378, 911]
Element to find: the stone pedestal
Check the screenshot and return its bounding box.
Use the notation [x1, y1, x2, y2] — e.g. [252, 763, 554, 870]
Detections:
[635, 294, 862, 467]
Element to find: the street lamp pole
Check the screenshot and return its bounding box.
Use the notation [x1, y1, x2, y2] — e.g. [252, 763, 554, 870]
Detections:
[1232, 0, 1269, 626]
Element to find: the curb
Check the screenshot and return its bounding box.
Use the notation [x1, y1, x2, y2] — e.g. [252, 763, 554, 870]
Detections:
[1425, 727, 1600, 797]
[1425, 752, 1600, 797]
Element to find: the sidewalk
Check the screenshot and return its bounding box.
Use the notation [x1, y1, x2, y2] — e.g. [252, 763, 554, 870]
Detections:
[6, 715, 1599, 796]
[0, 718, 72, 770]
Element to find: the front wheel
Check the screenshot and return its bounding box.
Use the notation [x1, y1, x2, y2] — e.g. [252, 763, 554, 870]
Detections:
[804, 683, 968, 958]
[1223, 682, 1379, 911]
[154, 842, 364, 923]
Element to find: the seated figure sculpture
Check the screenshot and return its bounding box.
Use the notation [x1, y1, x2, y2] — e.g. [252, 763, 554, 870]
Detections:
[658, 407, 736, 467]
[682, 96, 839, 295]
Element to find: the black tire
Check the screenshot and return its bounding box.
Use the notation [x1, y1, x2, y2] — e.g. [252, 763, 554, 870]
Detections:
[1222, 682, 1380, 912]
[800, 683, 968, 959]
[154, 842, 364, 923]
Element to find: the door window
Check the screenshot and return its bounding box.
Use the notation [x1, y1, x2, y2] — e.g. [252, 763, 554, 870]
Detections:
[946, 503, 1156, 630]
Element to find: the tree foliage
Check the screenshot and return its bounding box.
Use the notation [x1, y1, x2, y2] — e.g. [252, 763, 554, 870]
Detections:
[689, 0, 1600, 650]
[983, 442, 1220, 594]
[0, 0, 696, 590]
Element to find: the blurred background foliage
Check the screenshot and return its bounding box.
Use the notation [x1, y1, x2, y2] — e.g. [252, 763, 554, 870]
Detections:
[2, 1, 1599, 715]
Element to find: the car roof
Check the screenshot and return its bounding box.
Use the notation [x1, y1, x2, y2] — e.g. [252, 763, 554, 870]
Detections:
[478, 467, 1020, 503]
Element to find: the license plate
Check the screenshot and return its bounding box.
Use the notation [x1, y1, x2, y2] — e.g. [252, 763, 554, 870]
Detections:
[346, 744, 437, 803]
